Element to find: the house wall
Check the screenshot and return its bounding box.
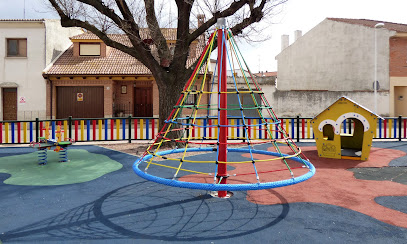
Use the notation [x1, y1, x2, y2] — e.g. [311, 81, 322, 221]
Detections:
[50, 78, 113, 118]
[48, 77, 163, 118]
[275, 19, 396, 116]
[44, 20, 83, 64]
[0, 20, 82, 121]
[390, 77, 407, 116]
[276, 19, 395, 93]
[0, 21, 47, 120]
[389, 36, 407, 116]
[269, 89, 389, 117]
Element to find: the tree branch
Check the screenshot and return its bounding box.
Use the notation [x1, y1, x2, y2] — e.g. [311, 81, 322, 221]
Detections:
[230, 0, 267, 36]
[188, 0, 248, 44]
[144, 0, 171, 66]
[171, 0, 193, 72]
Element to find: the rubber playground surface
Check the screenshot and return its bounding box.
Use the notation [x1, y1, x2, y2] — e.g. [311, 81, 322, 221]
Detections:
[0, 142, 407, 244]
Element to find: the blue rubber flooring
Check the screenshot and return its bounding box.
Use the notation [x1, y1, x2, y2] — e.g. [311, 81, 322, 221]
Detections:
[0, 143, 406, 244]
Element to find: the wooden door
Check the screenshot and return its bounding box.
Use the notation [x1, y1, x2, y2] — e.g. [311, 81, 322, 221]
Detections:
[395, 86, 407, 116]
[134, 87, 153, 117]
[2, 88, 17, 121]
[57, 86, 104, 119]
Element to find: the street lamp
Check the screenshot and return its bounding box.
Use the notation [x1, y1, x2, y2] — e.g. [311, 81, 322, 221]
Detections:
[374, 22, 384, 114]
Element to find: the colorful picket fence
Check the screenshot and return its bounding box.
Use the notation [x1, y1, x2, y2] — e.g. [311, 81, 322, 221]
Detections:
[0, 116, 406, 144]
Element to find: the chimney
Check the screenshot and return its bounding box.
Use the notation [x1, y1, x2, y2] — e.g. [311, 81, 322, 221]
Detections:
[197, 14, 205, 27]
[281, 34, 289, 51]
[294, 30, 302, 41]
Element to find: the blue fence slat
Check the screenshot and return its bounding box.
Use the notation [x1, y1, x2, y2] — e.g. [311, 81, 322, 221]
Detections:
[291, 118, 295, 138]
[122, 119, 126, 140]
[394, 118, 397, 139]
[29, 122, 33, 142]
[236, 119, 240, 138]
[104, 119, 108, 140]
[378, 119, 382, 138]
[51, 121, 55, 139]
[343, 120, 347, 133]
[11, 123, 15, 143]
[86, 120, 90, 141]
[258, 119, 262, 139]
[203, 119, 207, 138]
[146, 119, 149, 139]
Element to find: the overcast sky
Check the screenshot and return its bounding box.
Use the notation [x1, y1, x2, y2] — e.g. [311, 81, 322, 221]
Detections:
[1, 0, 407, 72]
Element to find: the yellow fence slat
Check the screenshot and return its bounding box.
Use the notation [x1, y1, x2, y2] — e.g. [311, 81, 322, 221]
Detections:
[80, 120, 84, 141]
[5, 123, 9, 143]
[307, 119, 311, 139]
[140, 119, 144, 139]
[98, 120, 102, 140]
[116, 119, 120, 139]
[64, 121, 68, 140]
[230, 119, 235, 139]
[197, 119, 201, 138]
[23, 122, 27, 143]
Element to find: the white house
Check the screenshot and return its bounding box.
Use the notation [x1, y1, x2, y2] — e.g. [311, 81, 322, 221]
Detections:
[0, 19, 82, 120]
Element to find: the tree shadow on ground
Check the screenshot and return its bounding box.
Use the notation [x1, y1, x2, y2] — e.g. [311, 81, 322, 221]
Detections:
[0, 181, 289, 242]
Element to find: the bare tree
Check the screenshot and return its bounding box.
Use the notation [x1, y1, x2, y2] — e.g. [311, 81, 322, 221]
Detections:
[47, 0, 287, 129]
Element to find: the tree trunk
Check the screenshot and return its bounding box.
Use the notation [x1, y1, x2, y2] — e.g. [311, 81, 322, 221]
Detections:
[156, 72, 188, 146]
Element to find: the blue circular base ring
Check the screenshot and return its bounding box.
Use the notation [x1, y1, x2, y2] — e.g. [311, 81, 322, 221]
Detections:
[133, 147, 315, 191]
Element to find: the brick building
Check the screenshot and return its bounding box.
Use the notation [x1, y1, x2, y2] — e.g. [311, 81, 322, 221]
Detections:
[43, 31, 207, 119]
[274, 18, 407, 117]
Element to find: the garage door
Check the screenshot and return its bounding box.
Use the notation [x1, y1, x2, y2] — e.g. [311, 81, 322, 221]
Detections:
[57, 86, 104, 119]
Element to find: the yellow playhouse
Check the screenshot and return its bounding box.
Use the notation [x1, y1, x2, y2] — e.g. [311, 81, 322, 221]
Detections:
[311, 96, 382, 161]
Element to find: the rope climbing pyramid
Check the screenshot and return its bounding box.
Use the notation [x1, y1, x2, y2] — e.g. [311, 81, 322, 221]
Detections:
[133, 20, 315, 197]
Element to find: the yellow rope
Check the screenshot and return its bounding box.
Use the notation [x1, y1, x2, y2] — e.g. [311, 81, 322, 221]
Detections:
[146, 161, 210, 175]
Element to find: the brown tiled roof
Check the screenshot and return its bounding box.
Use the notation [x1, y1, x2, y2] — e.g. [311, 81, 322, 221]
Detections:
[45, 33, 204, 75]
[46, 45, 150, 75]
[328, 18, 407, 33]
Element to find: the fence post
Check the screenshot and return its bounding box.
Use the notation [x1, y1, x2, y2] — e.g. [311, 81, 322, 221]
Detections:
[128, 116, 132, 143]
[296, 116, 300, 142]
[399, 115, 402, 141]
[35, 118, 39, 142]
[68, 116, 72, 139]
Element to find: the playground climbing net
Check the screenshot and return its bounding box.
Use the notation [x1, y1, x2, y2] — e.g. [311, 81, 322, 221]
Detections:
[133, 26, 315, 193]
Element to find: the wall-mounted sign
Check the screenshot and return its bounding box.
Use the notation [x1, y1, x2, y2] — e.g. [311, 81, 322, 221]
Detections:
[77, 93, 83, 101]
[19, 96, 26, 104]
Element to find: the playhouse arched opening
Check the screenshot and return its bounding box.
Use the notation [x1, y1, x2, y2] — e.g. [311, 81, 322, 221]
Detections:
[339, 118, 364, 158]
